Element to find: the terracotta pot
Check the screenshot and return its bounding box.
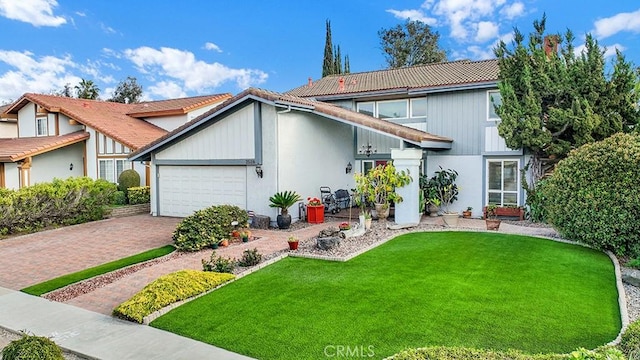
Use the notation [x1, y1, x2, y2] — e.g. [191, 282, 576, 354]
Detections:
[288, 241, 299, 250]
[462, 210, 472, 219]
[220, 239, 229, 247]
[486, 219, 501, 231]
[365, 218, 372, 230]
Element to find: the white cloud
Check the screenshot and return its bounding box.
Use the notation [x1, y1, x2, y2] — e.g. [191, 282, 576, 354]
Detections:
[123, 46, 268, 96]
[499, 2, 524, 19]
[100, 23, 116, 34]
[467, 45, 495, 59]
[593, 9, 640, 39]
[475, 21, 499, 42]
[75, 11, 85, 17]
[385, 9, 437, 25]
[148, 81, 187, 99]
[204, 42, 223, 53]
[0, 50, 81, 102]
[0, 0, 66, 27]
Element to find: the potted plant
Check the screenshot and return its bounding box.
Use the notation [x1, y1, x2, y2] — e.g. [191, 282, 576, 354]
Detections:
[288, 236, 299, 250]
[462, 206, 472, 219]
[427, 198, 440, 217]
[240, 230, 250, 243]
[429, 167, 459, 226]
[485, 204, 501, 231]
[306, 197, 324, 224]
[269, 191, 302, 229]
[219, 238, 229, 247]
[353, 163, 412, 220]
[364, 211, 372, 230]
[339, 222, 351, 231]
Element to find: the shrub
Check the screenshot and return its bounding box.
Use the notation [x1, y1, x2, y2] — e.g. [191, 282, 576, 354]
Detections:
[127, 186, 150, 205]
[0, 177, 116, 235]
[173, 205, 249, 251]
[111, 190, 127, 205]
[539, 133, 640, 256]
[619, 319, 640, 357]
[388, 346, 623, 360]
[113, 269, 234, 323]
[202, 252, 236, 273]
[1, 333, 64, 360]
[238, 248, 262, 267]
[117, 169, 140, 197]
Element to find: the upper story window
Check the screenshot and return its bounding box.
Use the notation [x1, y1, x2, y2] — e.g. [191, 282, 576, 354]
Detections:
[36, 117, 48, 136]
[487, 90, 502, 121]
[357, 98, 426, 120]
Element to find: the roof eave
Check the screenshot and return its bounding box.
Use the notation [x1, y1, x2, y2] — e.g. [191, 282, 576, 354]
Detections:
[408, 81, 498, 95]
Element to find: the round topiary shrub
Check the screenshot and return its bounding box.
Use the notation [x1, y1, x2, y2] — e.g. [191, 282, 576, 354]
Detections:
[111, 190, 127, 205]
[1, 334, 64, 360]
[173, 204, 249, 251]
[540, 133, 640, 256]
[117, 169, 141, 195]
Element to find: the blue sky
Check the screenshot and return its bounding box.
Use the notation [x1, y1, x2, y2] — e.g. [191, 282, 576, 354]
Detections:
[1, 0, 639, 103]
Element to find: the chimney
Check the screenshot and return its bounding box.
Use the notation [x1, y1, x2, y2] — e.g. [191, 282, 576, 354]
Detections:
[338, 77, 345, 92]
[543, 35, 560, 58]
[308, 77, 313, 87]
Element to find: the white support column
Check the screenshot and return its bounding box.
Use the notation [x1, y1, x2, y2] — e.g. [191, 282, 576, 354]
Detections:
[391, 148, 423, 225]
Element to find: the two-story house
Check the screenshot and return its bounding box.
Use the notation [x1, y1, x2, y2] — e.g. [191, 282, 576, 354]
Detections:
[0, 93, 231, 189]
[287, 59, 522, 214]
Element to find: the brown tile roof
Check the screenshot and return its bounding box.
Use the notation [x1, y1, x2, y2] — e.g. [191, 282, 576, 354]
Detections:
[286, 59, 499, 98]
[126, 94, 232, 117]
[0, 104, 15, 122]
[0, 131, 89, 162]
[131, 88, 452, 159]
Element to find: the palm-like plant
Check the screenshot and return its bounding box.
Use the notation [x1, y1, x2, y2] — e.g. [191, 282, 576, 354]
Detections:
[75, 79, 100, 100]
[269, 191, 302, 215]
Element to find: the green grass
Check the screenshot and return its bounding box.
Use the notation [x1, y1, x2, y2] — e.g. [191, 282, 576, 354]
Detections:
[21, 245, 175, 296]
[151, 232, 621, 360]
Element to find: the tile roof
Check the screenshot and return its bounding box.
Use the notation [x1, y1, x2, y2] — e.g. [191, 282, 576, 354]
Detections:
[0, 104, 15, 122]
[286, 59, 499, 98]
[126, 94, 232, 117]
[5, 93, 230, 150]
[0, 131, 89, 162]
[131, 88, 452, 160]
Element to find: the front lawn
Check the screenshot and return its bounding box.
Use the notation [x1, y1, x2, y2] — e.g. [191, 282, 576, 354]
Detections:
[151, 232, 621, 360]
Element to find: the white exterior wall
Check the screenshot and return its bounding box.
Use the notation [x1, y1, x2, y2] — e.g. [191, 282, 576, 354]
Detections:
[187, 104, 219, 121]
[18, 104, 36, 137]
[0, 121, 17, 138]
[144, 114, 187, 132]
[57, 113, 84, 135]
[85, 128, 98, 179]
[156, 105, 254, 160]
[31, 143, 85, 184]
[426, 155, 484, 216]
[4, 163, 19, 189]
[277, 111, 355, 221]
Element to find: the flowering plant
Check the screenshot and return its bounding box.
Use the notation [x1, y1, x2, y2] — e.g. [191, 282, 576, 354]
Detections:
[307, 197, 322, 206]
[240, 230, 251, 239]
[339, 222, 351, 230]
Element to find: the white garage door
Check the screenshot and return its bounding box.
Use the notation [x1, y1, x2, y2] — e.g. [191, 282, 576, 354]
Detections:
[158, 165, 247, 217]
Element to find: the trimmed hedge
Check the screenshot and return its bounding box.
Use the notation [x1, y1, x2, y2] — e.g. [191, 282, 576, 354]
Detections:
[111, 190, 127, 205]
[0, 177, 116, 235]
[117, 169, 140, 194]
[128, 186, 150, 205]
[388, 346, 623, 360]
[539, 133, 640, 256]
[1, 334, 64, 360]
[173, 204, 249, 251]
[619, 319, 640, 357]
[113, 270, 234, 323]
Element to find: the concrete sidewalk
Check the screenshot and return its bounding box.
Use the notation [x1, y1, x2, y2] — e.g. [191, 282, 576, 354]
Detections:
[0, 287, 253, 360]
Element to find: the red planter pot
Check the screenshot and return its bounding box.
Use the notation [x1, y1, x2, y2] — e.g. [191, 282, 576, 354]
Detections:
[288, 241, 299, 250]
[307, 205, 325, 224]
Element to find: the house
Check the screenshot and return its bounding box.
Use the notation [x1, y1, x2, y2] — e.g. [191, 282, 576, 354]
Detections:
[129, 88, 452, 222]
[0, 104, 17, 138]
[287, 59, 523, 215]
[0, 93, 231, 189]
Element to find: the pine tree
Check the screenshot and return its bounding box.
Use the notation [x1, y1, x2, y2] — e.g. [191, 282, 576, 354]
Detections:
[322, 19, 334, 77]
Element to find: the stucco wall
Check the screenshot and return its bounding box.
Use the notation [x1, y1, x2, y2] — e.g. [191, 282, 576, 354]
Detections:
[4, 162, 19, 189]
[426, 155, 484, 215]
[0, 122, 17, 138]
[144, 114, 187, 132]
[31, 143, 85, 185]
[18, 104, 36, 137]
[57, 113, 84, 135]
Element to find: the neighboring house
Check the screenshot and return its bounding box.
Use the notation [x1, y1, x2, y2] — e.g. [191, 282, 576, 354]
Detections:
[287, 59, 522, 214]
[0, 104, 18, 138]
[0, 93, 231, 189]
[130, 88, 452, 223]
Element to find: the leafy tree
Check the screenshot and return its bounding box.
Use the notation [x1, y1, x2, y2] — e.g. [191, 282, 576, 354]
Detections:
[55, 83, 73, 97]
[378, 19, 447, 68]
[75, 79, 100, 100]
[108, 76, 143, 104]
[493, 15, 640, 191]
[321, 20, 350, 77]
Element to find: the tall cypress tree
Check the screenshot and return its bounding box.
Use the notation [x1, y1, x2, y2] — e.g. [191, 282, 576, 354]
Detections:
[344, 55, 350, 74]
[334, 45, 342, 75]
[322, 20, 334, 77]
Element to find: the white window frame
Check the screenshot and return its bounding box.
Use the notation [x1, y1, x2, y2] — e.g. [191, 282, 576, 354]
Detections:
[36, 116, 48, 136]
[98, 158, 132, 184]
[487, 90, 502, 121]
[376, 99, 408, 119]
[361, 160, 374, 174]
[486, 159, 520, 206]
[410, 98, 427, 118]
[356, 102, 375, 117]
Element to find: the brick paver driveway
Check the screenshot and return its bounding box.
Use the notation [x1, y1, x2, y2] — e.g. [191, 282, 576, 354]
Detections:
[0, 215, 181, 289]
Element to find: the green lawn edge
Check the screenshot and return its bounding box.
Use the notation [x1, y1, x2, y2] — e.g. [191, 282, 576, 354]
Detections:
[21, 245, 176, 296]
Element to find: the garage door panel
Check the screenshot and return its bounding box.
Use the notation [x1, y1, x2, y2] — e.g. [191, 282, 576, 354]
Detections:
[158, 166, 246, 217]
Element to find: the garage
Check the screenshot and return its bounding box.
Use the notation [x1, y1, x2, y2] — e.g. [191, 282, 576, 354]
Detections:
[157, 165, 247, 217]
